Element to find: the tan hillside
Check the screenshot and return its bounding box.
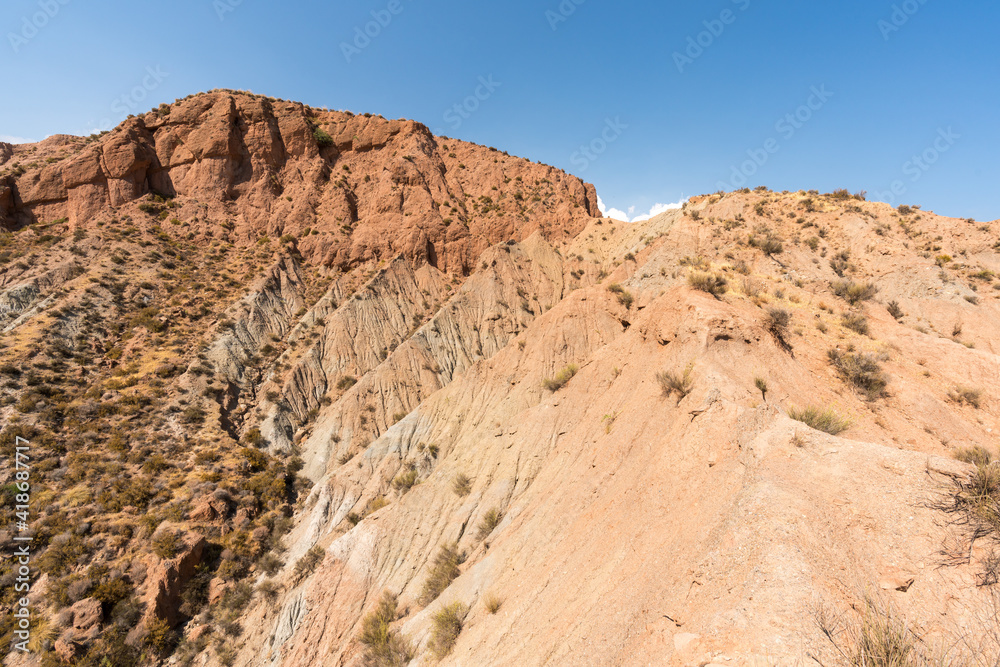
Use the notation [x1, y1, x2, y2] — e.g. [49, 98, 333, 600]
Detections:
[0, 93, 999, 667]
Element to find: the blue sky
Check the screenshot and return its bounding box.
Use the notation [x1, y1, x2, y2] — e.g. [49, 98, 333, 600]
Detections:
[2, 0, 997, 221]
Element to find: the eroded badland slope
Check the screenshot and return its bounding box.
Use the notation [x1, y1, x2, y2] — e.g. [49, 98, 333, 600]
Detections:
[1, 91, 999, 666]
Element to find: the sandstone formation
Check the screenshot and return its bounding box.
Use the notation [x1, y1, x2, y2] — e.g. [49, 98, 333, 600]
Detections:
[0, 92, 998, 667]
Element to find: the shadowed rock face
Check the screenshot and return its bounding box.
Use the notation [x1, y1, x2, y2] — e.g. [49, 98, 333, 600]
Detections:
[1, 94, 999, 667]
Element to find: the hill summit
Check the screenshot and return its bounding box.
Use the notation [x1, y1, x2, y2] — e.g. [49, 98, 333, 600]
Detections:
[1, 91, 999, 666]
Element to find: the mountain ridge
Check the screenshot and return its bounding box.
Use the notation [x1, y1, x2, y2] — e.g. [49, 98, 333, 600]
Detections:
[0, 93, 998, 667]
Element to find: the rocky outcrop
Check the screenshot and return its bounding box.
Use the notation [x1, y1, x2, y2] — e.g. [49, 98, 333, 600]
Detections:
[1, 90, 599, 276]
[126, 531, 207, 649]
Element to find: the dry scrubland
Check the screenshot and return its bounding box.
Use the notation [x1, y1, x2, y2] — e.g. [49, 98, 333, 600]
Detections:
[0, 91, 998, 666]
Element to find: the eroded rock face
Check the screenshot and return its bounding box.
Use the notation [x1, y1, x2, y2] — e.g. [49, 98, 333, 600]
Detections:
[139, 532, 207, 630]
[0, 90, 599, 276]
[3, 93, 999, 667]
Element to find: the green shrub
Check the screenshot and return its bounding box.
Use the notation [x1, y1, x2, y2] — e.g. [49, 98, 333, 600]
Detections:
[789, 406, 852, 435]
[429, 602, 467, 659]
[688, 271, 728, 297]
[152, 530, 179, 559]
[419, 543, 464, 605]
[313, 127, 334, 147]
[827, 349, 888, 400]
[542, 364, 578, 391]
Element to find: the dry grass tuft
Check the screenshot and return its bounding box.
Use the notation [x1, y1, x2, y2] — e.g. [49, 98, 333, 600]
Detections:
[452, 473, 472, 497]
[955, 445, 993, 467]
[542, 364, 579, 391]
[483, 593, 502, 614]
[476, 508, 503, 541]
[789, 406, 852, 435]
[656, 363, 694, 401]
[949, 386, 983, 409]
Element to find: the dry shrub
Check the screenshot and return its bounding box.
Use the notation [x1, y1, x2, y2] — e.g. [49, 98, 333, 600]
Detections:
[429, 603, 467, 659]
[688, 271, 728, 297]
[419, 543, 464, 605]
[543, 364, 578, 392]
[476, 508, 503, 541]
[949, 386, 983, 409]
[832, 280, 878, 305]
[359, 591, 414, 667]
[828, 349, 888, 400]
[656, 363, 694, 401]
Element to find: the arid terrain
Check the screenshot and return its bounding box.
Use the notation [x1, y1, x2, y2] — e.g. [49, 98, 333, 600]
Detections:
[1, 90, 999, 666]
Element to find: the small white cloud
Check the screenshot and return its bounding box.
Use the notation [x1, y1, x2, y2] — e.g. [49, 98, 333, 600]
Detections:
[598, 195, 687, 222]
[0, 135, 33, 144]
[630, 199, 686, 222]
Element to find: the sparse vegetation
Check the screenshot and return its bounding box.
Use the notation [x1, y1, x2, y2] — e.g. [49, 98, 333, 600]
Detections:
[476, 508, 503, 541]
[392, 469, 419, 493]
[607, 283, 634, 308]
[817, 595, 942, 667]
[419, 543, 465, 605]
[831, 280, 878, 305]
[840, 311, 870, 336]
[949, 386, 983, 409]
[886, 300, 904, 320]
[688, 271, 728, 298]
[359, 591, 415, 667]
[955, 445, 992, 467]
[483, 593, 502, 614]
[764, 307, 791, 339]
[788, 406, 852, 435]
[748, 231, 783, 256]
[543, 364, 579, 391]
[656, 363, 694, 401]
[827, 349, 888, 400]
[755, 377, 768, 400]
[292, 545, 326, 582]
[429, 602, 467, 659]
[452, 473, 472, 497]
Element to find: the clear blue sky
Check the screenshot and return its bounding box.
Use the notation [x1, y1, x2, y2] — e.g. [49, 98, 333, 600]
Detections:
[2, 0, 997, 221]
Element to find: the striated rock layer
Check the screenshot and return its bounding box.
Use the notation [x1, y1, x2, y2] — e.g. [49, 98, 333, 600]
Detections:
[0, 93, 999, 667]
